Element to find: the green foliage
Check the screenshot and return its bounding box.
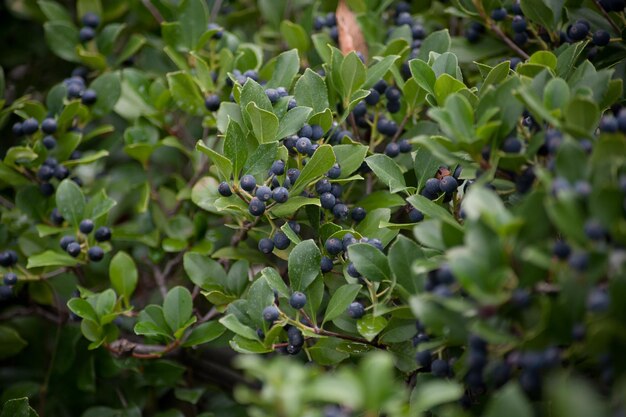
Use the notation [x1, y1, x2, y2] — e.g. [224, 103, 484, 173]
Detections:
[1, 0, 626, 416]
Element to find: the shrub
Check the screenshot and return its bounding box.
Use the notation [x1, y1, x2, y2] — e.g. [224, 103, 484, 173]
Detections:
[1, 0, 625, 416]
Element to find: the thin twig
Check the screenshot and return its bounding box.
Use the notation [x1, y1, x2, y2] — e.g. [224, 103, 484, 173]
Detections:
[592, 0, 621, 33]
[210, 0, 224, 22]
[472, 0, 529, 59]
[142, 0, 164, 23]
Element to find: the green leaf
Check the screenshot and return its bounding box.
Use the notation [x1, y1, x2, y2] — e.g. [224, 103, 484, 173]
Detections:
[56, 179, 85, 228]
[163, 286, 193, 334]
[246, 102, 279, 144]
[332, 143, 368, 179]
[89, 72, 121, 118]
[413, 145, 441, 191]
[544, 78, 570, 111]
[0, 326, 28, 360]
[219, 314, 259, 340]
[240, 78, 272, 115]
[288, 240, 321, 291]
[411, 380, 464, 413]
[340, 52, 367, 100]
[434, 74, 467, 105]
[347, 243, 391, 282]
[409, 59, 436, 95]
[365, 154, 407, 193]
[520, 0, 557, 29]
[182, 322, 226, 347]
[291, 144, 336, 195]
[83, 189, 116, 220]
[276, 106, 313, 139]
[67, 298, 99, 323]
[44, 21, 79, 62]
[224, 119, 249, 179]
[196, 140, 233, 180]
[323, 284, 362, 324]
[484, 383, 533, 417]
[389, 235, 423, 293]
[0, 397, 37, 417]
[267, 49, 300, 89]
[109, 252, 138, 306]
[243, 142, 278, 177]
[38, 0, 72, 23]
[407, 194, 462, 231]
[261, 267, 291, 298]
[294, 69, 329, 114]
[27, 250, 82, 268]
[564, 96, 600, 137]
[529, 51, 557, 70]
[417, 29, 451, 61]
[356, 314, 387, 341]
[364, 55, 400, 89]
[77, 0, 102, 20]
[269, 196, 320, 217]
[167, 71, 205, 116]
[279, 20, 310, 52]
[178, 0, 209, 50]
[183, 252, 226, 290]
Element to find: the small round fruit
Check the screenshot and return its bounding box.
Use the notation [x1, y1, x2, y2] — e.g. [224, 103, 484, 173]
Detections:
[272, 187, 289, 203]
[59, 235, 76, 250]
[79, 219, 94, 234]
[299, 124, 313, 139]
[270, 160, 285, 175]
[82, 12, 100, 28]
[88, 246, 104, 262]
[316, 179, 332, 194]
[204, 94, 220, 111]
[347, 262, 361, 278]
[385, 142, 400, 158]
[218, 181, 232, 197]
[320, 256, 334, 273]
[491, 7, 507, 21]
[320, 192, 336, 209]
[3, 272, 18, 286]
[66, 242, 82, 257]
[79, 26, 96, 42]
[265, 88, 279, 104]
[568, 21, 589, 41]
[42, 135, 57, 149]
[287, 168, 300, 184]
[511, 16, 527, 33]
[41, 118, 57, 134]
[439, 176, 459, 193]
[325, 237, 343, 256]
[351, 207, 366, 222]
[416, 350, 432, 369]
[40, 183, 55, 197]
[38, 165, 54, 181]
[290, 292, 307, 309]
[262, 306, 280, 322]
[258, 238, 275, 254]
[385, 86, 401, 102]
[95, 226, 112, 242]
[273, 232, 290, 250]
[310, 125, 324, 141]
[240, 175, 257, 192]
[22, 118, 39, 135]
[332, 203, 349, 219]
[365, 88, 380, 106]
[12, 122, 23, 136]
[592, 30, 610, 46]
[502, 137, 523, 153]
[347, 302, 365, 319]
[431, 359, 450, 377]
[408, 208, 424, 223]
[295, 137, 312, 154]
[326, 164, 341, 180]
[50, 208, 64, 225]
[248, 197, 266, 216]
[256, 186, 272, 202]
[81, 89, 98, 105]
[399, 139, 412, 153]
[587, 288, 609, 312]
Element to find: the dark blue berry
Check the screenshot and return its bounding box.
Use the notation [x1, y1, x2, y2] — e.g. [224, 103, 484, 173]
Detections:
[256, 186, 272, 202]
[270, 160, 285, 175]
[439, 176, 458, 193]
[262, 306, 280, 322]
[399, 139, 411, 153]
[431, 359, 449, 377]
[321, 256, 334, 273]
[12, 122, 23, 136]
[287, 168, 300, 184]
[347, 262, 361, 278]
[50, 208, 64, 225]
[320, 192, 336, 209]
[592, 30, 610, 46]
[3, 272, 18, 286]
[218, 182, 232, 196]
[41, 118, 57, 134]
[290, 292, 307, 309]
[66, 242, 82, 257]
[408, 208, 424, 222]
[88, 246, 104, 262]
[81, 89, 97, 104]
[82, 12, 100, 28]
[42, 135, 57, 149]
[584, 219, 606, 240]
[22, 118, 39, 135]
[332, 203, 349, 219]
[385, 86, 401, 102]
[248, 197, 265, 216]
[347, 302, 365, 318]
[599, 116, 618, 132]
[568, 251, 589, 271]
[95, 226, 112, 242]
[327, 164, 341, 179]
[38, 166, 54, 181]
[79, 26, 96, 42]
[240, 175, 257, 192]
[568, 22, 589, 41]
[416, 350, 432, 369]
[511, 16, 527, 33]
[273, 232, 290, 250]
[296, 137, 312, 154]
[205, 94, 220, 111]
[325, 237, 343, 256]
[258, 238, 274, 254]
[59, 235, 76, 250]
[365, 89, 380, 105]
[79, 219, 94, 234]
[491, 8, 507, 21]
[385, 142, 400, 157]
[351, 207, 366, 221]
[272, 187, 289, 203]
[502, 137, 523, 153]
[265, 88, 280, 104]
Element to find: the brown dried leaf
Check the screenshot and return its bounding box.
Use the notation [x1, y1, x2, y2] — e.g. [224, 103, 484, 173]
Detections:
[336, 0, 368, 60]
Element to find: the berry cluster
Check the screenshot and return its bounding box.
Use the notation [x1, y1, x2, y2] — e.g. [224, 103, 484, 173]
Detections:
[78, 12, 100, 43]
[59, 220, 111, 262]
